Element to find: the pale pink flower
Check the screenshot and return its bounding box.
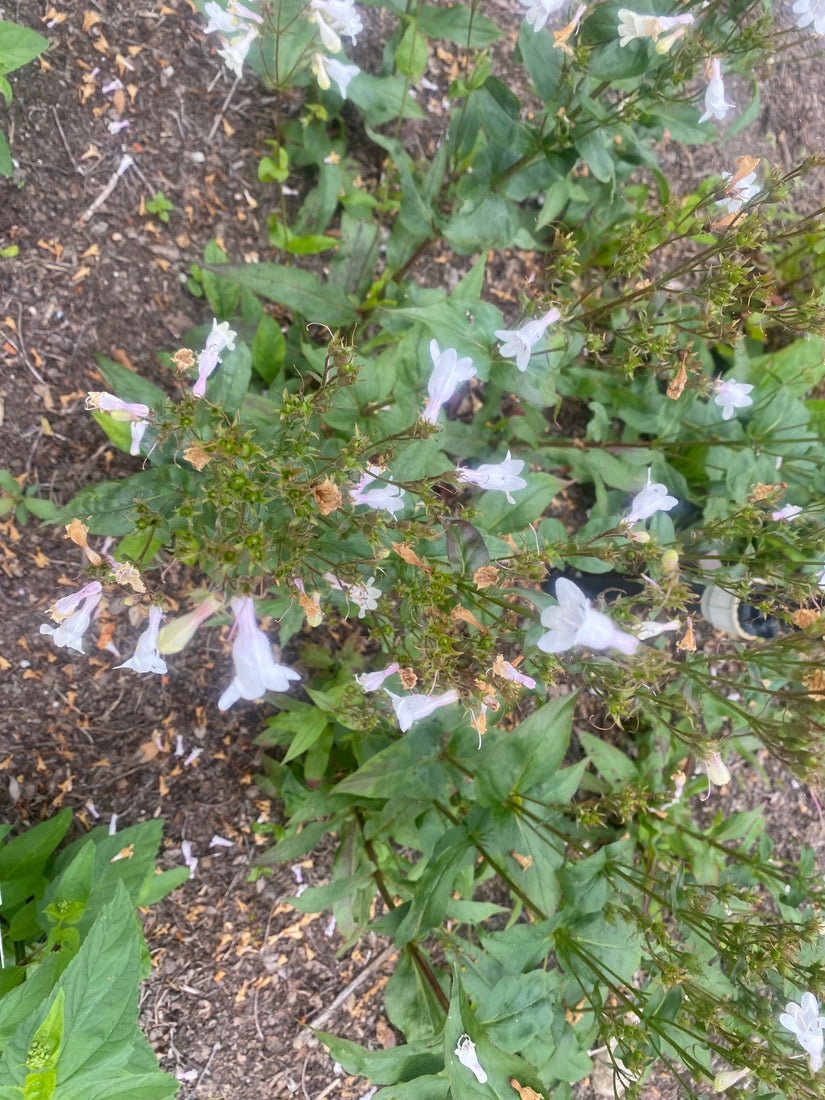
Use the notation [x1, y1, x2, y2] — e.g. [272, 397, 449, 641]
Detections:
[40, 581, 103, 654]
[422, 341, 476, 424]
[456, 452, 527, 504]
[495, 308, 560, 371]
[384, 688, 459, 732]
[772, 504, 803, 522]
[115, 605, 167, 674]
[537, 578, 639, 655]
[492, 654, 536, 690]
[356, 662, 400, 691]
[193, 320, 237, 399]
[218, 596, 301, 710]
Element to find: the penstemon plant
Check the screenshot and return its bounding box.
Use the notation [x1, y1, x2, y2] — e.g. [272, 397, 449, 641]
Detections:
[24, 0, 825, 1095]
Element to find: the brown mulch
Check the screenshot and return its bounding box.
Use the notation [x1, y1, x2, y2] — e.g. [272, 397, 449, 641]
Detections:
[2, 2, 825, 1099]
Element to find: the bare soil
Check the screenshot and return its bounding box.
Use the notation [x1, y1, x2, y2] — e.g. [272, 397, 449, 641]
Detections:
[2, 2, 825, 1098]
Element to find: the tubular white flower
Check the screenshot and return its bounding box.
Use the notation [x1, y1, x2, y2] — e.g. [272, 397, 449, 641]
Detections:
[356, 662, 400, 692]
[780, 992, 825, 1072]
[626, 469, 678, 525]
[157, 594, 223, 654]
[323, 56, 360, 98]
[218, 596, 300, 710]
[40, 582, 103, 654]
[456, 452, 527, 505]
[713, 378, 753, 421]
[720, 169, 759, 216]
[115, 605, 168, 675]
[310, 0, 363, 42]
[422, 340, 476, 424]
[345, 577, 382, 619]
[772, 504, 803, 522]
[454, 1035, 488, 1084]
[537, 578, 639, 656]
[218, 26, 258, 77]
[698, 58, 735, 124]
[384, 688, 459, 732]
[350, 466, 406, 516]
[495, 308, 560, 371]
[617, 9, 693, 50]
[519, 0, 566, 32]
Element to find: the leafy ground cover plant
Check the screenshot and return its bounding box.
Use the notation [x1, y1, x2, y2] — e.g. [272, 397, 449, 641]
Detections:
[0, 20, 48, 178]
[23, 0, 825, 1094]
[0, 811, 188, 1098]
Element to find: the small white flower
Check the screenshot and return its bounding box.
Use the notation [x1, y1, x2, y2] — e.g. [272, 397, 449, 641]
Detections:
[519, 0, 566, 32]
[350, 466, 406, 516]
[780, 992, 825, 1072]
[713, 378, 754, 421]
[310, 0, 363, 45]
[346, 577, 382, 619]
[617, 9, 693, 51]
[454, 1035, 488, 1084]
[356, 662, 400, 691]
[537, 578, 639, 656]
[626, 469, 678, 525]
[772, 504, 803, 522]
[792, 0, 825, 34]
[636, 619, 681, 641]
[719, 169, 759, 216]
[218, 596, 300, 710]
[315, 55, 360, 97]
[218, 26, 257, 77]
[495, 308, 560, 371]
[422, 340, 476, 424]
[115, 605, 168, 675]
[181, 839, 198, 877]
[86, 392, 150, 419]
[456, 452, 527, 504]
[384, 688, 459, 732]
[698, 58, 735, 124]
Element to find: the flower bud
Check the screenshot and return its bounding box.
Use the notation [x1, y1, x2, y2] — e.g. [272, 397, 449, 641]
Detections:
[157, 594, 224, 654]
[661, 549, 679, 574]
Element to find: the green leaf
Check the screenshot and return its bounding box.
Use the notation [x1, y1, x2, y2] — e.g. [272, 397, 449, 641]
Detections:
[474, 695, 575, 805]
[314, 1031, 443, 1082]
[348, 73, 426, 125]
[374, 1078, 450, 1100]
[474, 471, 564, 534]
[0, 809, 72, 906]
[394, 827, 476, 945]
[0, 129, 11, 178]
[55, 467, 185, 536]
[577, 730, 637, 790]
[136, 866, 191, 907]
[251, 313, 286, 384]
[418, 4, 501, 46]
[445, 520, 489, 574]
[441, 194, 519, 255]
[476, 970, 554, 1051]
[0, 23, 49, 75]
[516, 21, 561, 101]
[199, 240, 240, 319]
[41, 844, 95, 927]
[575, 129, 615, 184]
[0, 75, 12, 107]
[282, 708, 331, 763]
[258, 144, 289, 183]
[395, 23, 428, 79]
[385, 946, 449, 1043]
[203, 342, 252, 416]
[210, 263, 358, 328]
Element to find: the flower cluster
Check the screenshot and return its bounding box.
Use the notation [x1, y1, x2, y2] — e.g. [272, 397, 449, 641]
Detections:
[203, 0, 263, 78]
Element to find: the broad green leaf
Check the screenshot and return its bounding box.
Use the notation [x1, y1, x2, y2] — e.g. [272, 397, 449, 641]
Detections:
[199, 240, 240, 319]
[0, 23, 49, 74]
[0, 809, 71, 889]
[577, 730, 637, 789]
[516, 21, 562, 101]
[395, 23, 428, 79]
[93, 354, 167, 410]
[441, 194, 520, 255]
[385, 946, 449, 1042]
[202, 342, 252, 415]
[136, 866, 191, 907]
[476, 971, 554, 1051]
[575, 129, 615, 184]
[41, 843, 95, 927]
[251, 313, 286, 384]
[282, 708, 331, 763]
[55, 467, 188, 536]
[374, 1078, 450, 1100]
[418, 4, 501, 46]
[314, 1030, 443, 1082]
[210, 262, 358, 328]
[474, 695, 575, 805]
[395, 827, 476, 944]
[475, 471, 564, 534]
[348, 73, 426, 125]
